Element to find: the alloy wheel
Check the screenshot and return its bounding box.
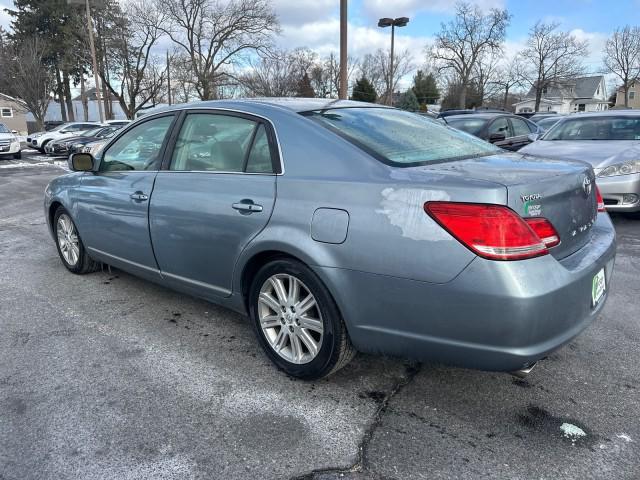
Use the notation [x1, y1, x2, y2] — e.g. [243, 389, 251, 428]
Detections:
[56, 214, 80, 266]
[258, 274, 324, 364]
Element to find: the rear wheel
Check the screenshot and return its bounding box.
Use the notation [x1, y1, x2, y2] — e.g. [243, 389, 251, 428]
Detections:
[53, 206, 100, 274]
[249, 259, 356, 380]
[13, 151, 21, 160]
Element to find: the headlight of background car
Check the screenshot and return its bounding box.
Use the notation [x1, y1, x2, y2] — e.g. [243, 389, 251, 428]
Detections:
[597, 161, 640, 177]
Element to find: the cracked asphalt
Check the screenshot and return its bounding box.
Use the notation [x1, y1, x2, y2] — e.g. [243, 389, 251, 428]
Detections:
[1, 156, 639, 479]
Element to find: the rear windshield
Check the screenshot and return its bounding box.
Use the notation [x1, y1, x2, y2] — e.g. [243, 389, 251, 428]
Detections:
[544, 116, 640, 141]
[305, 107, 500, 166]
[445, 117, 487, 135]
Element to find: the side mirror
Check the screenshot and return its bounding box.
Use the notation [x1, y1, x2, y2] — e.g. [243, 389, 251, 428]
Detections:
[527, 133, 539, 142]
[488, 132, 506, 143]
[11, 130, 18, 134]
[69, 152, 94, 172]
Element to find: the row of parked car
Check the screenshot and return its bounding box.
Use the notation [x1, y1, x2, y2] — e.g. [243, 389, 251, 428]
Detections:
[26, 120, 131, 156]
[437, 109, 640, 213]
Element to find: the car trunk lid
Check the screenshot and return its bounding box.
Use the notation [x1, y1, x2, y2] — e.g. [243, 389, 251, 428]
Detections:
[418, 153, 598, 259]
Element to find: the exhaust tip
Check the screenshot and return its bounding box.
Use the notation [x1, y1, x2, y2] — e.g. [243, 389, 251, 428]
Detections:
[510, 362, 537, 379]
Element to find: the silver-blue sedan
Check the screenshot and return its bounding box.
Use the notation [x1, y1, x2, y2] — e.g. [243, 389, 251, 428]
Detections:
[44, 99, 616, 379]
[520, 111, 640, 212]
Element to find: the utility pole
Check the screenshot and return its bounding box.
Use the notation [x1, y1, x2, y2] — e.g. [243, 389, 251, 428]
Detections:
[85, 0, 104, 122]
[166, 50, 172, 105]
[339, 0, 347, 99]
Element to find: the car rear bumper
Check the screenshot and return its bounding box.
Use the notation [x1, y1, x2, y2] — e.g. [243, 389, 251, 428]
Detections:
[597, 173, 640, 212]
[315, 213, 616, 372]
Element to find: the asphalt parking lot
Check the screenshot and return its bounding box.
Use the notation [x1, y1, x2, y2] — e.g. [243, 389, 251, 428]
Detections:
[1, 153, 639, 480]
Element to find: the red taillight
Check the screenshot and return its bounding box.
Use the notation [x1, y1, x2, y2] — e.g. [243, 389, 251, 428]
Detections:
[595, 185, 606, 212]
[424, 202, 548, 261]
[524, 218, 560, 248]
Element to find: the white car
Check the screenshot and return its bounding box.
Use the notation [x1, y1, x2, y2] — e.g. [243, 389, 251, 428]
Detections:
[0, 123, 21, 159]
[28, 122, 104, 153]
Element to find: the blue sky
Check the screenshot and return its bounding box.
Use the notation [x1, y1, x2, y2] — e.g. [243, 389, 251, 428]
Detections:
[1, 0, 636, 85]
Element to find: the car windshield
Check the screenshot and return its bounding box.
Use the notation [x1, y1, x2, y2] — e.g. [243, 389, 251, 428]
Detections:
[306, 108, 500, 166]
[82, 127, 104, 137]
[543, 116, 640, 141]
[0, 124, 9, 133]
[536, 117, 561, 130]
[445, 117, 488, 135]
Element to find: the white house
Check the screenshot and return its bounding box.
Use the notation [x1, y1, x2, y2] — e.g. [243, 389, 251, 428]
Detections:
[513, 75, 609, 114]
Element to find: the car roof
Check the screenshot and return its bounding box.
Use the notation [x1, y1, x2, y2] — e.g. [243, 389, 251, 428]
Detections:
[445, 113, 512, 120]
[558, 110, 640, 118]
[139, 98, 390, 117]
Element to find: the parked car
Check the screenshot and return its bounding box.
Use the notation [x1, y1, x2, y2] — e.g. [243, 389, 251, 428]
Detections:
[29, 122, 103, 153]
[529, 113, 564, 124]
[105, 119, 132, 127]
[0, 122, 21, 159]
[520, 111, 640, 212]
[444, 113, 542, 151]
[437, 108, 505, 119]
[46, 126, 122, 156]
[45, 99, 616, 380]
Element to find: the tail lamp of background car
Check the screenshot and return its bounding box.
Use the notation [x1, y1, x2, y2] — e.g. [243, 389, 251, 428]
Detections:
[424, 202, 561, 261]
[595, 185, 606, 212]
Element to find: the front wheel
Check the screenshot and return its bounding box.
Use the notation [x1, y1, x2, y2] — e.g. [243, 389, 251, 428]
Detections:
[53, 206, 100, 274]
[13, 151, 21, 159]
[249, 259, 356, 380]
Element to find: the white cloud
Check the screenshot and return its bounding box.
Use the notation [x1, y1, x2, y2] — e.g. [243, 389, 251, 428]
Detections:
[361, 0, 505, 20]
[0, 0, 13, 30]
[272, 0, 337, 26]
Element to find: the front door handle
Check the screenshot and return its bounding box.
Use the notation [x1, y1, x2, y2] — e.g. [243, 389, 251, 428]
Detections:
[232, 201, 263, 213]
[130, 192, 149, 202]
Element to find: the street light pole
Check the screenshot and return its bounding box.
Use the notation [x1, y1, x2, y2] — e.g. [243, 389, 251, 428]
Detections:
[377, 16, 409, 106]
[339, 0, 348, 99]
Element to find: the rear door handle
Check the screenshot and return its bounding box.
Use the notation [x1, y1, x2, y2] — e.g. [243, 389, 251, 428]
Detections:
[232, 201, 263, 213]
[130, 192, 149, 202]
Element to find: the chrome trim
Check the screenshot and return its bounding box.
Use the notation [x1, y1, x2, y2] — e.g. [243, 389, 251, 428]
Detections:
[161, 271, 231, 296]
[87, 247, 160, 274]
[122, 106, 286, 175]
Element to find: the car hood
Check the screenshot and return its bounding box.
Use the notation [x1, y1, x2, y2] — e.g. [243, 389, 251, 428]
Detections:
[0, 133, 15, 140]
[519, 140, 640, 168]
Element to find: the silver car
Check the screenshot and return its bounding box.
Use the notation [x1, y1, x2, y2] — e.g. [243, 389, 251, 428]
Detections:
[520, 111, 640, 212]
[44, 99, 616, 379]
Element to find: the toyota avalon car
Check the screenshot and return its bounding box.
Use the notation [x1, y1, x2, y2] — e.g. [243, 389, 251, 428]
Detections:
[44, 99, 616, 380]
[520, 111, 640, 212]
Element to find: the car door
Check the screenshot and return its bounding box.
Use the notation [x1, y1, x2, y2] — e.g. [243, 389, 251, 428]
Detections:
[508, 117, 536, 151]
[149, 110, 279, 299]
[75, 114, 176, 279]
[486, 116, 513, 149]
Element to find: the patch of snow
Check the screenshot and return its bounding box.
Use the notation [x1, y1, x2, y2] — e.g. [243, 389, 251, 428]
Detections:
[617, 433, 633, 443]
[560, 422, 587, 444]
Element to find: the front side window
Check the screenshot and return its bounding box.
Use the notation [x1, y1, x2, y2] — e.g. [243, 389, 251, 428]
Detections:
[543, 116, 640, 141]
[170, 113, 270, 172]
[100, 116, 174, 171]
[1, 108, 12, 118]
[306, 108, 499, 167]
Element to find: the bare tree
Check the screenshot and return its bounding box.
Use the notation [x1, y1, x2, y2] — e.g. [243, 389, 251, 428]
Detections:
[3, 38, 53, 130]
[156, 0, 279, 100]
[357, 49, 413, 104]
[100, 0, 168, 118]
[603, 26, 640, 108]
[430, 1, 510, 108]
[520, 22, 589, 111]
[240, 50, 297, 97]
[489, 54, 523, 110]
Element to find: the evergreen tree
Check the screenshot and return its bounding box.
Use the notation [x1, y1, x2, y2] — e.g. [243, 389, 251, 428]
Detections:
[295, 73, 315, 98]
[397, 88, 420, 111]
[412, 70, 440, 106]
[351, 77, 377, 103]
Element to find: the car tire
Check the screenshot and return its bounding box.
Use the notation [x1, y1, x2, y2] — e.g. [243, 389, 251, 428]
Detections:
[248, 258, 356, 380]
[53, 206, 100, 274]
[13, 152, 21, 160]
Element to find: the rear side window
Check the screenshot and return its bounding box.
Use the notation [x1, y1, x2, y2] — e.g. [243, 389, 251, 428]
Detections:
[170, 113, 274, 173]
[511, 117, 533, 136]
[306, 108, 499, 167]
